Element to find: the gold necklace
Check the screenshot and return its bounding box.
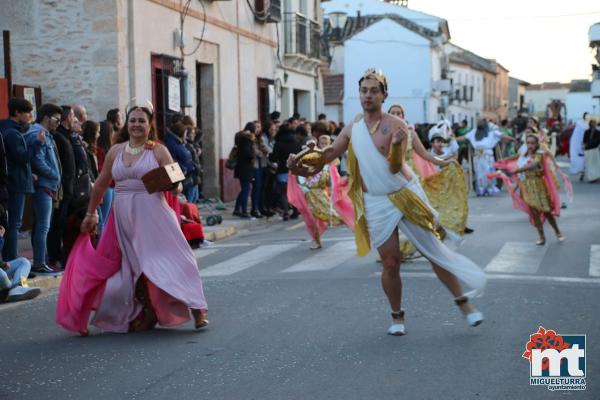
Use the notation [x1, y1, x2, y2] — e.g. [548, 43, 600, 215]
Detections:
[367, 119, 381, 135]
[125, 141, 145, 155]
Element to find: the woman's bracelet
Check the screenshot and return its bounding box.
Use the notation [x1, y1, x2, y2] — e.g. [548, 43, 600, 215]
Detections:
[86, 212, 99, 218]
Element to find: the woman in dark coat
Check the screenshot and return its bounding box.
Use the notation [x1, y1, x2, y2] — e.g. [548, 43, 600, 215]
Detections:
[81, 121, 100, 182]
[233, 122, 257, 218]
[269, 123, 301, 220]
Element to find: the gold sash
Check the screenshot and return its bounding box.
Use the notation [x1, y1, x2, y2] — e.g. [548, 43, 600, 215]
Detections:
[347, 143, 440, 256]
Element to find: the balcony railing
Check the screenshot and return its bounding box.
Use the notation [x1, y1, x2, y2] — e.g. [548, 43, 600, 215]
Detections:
[284, 12, 320, 59]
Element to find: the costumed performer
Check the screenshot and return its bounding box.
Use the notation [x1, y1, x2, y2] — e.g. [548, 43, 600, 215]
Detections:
[56, 104, 209, 336]
[288, 69, 486, 336]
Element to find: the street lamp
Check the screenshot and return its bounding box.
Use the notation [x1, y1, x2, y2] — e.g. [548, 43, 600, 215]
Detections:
[328, 11, 348, 31]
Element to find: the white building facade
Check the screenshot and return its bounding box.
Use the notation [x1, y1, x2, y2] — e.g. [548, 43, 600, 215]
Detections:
[566, 80, 600, 121]
[446, 56, 484, 127]
[322, 0, 450, 124]
[277, 0, 323, 121]
[343, 18, 446, 124]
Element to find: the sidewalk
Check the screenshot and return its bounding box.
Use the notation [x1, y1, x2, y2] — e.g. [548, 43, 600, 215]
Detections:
[16, 202, 282, 293]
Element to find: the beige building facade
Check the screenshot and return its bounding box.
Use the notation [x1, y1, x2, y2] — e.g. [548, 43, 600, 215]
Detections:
[0, 0, 323, 200]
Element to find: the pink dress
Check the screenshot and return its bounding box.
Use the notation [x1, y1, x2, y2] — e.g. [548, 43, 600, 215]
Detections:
[56, 144, 207, 333]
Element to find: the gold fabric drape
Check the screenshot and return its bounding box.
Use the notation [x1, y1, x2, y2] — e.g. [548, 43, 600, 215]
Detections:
[346, 143, 440, 256]
[421, 163, 468, 235]
[304, 170, 343, 224]
[519, 154, 553, 213]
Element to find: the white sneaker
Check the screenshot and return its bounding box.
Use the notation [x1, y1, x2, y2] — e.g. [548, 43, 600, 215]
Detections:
[387, 310, 406, 336]
[6, 286, 41, 302]
[387, 323, 406, 336]
[465, 311, 484, 327]
[200, 239, 214, 248]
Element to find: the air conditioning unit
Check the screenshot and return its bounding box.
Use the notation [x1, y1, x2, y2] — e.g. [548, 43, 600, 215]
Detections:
[254, 0, 281, 23]
[434, 79, 451, 93]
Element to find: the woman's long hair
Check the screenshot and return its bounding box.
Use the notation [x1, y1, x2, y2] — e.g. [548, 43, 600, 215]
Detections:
[98, 120, 114, 152]
[113, 107, 157, 144]
[81, 120, 99, 154]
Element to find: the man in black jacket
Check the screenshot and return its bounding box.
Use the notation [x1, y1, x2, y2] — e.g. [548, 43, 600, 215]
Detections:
[0, 130, 8, 233]
[46, 106, 76, 270]
[0, 98, 34, 261]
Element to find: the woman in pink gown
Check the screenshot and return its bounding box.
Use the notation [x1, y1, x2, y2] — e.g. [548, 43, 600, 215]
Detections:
[56, 106, 208, 335]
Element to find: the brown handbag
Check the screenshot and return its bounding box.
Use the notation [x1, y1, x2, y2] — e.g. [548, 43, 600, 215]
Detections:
[141, 162, 186, 194]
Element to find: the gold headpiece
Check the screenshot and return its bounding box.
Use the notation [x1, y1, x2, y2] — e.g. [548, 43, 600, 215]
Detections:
[125, 97, 155, 116]
[360, 68, 388, 93]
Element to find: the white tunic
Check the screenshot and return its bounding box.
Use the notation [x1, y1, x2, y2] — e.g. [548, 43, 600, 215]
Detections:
[569, 120, 586, 175]
[351, 119, 486, 295]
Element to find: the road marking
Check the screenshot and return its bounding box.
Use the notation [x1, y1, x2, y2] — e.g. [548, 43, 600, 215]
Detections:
[193, 248, 219, 259]
[285, 222, 305, 231]
[373, 271, 600, 285]
[281, 241, 356, 273]
[198, 243, 252, 249]
[484, 242, 547, 274]
[321, 236, 355, 242]
[590, 245, 600, 277]
[200, 244, 298, 277]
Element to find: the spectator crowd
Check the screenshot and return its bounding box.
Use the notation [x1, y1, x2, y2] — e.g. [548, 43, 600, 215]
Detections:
[1, 95, 598, 305]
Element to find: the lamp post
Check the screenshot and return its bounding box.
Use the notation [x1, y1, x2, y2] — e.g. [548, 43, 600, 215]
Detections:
[327, 11, 348, 40]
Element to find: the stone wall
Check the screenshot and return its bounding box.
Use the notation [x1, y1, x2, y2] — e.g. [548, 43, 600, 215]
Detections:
[0, 0, 121, 121]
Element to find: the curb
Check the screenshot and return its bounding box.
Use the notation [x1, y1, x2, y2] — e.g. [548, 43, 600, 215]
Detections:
[21, 216, 282, 296]
[29, 274, 63, 291]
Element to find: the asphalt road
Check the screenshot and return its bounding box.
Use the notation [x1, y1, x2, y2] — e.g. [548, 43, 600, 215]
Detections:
[1, 177, 599, 400]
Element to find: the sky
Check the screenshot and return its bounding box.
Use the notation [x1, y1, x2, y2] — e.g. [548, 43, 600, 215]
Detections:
[408, 0, 600, 84]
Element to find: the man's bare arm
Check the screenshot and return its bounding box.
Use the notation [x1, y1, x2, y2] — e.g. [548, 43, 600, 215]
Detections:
[324, 124, 351, 163]
[388, 118, 409, 174]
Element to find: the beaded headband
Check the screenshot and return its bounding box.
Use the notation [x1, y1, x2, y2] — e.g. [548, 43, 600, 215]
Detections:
[125, 98, 155, 116]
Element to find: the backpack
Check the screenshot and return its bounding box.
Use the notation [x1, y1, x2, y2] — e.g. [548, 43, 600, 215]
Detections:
[225, 145, 238, 170]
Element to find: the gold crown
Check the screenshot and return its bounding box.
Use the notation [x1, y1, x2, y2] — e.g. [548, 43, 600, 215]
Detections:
[360, 68, 388, 93]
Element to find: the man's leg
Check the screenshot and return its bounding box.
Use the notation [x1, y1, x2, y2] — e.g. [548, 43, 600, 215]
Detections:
[2, 192, 25, 261]
[31, 188, 53, 267]
[7, 257, 32, 287]
[277, 180, 290, 219]
[377, 228, 403, 316]
[4, 257, 41, 302]
[430, 263, 475, 315]
[47, 196, 71, 265]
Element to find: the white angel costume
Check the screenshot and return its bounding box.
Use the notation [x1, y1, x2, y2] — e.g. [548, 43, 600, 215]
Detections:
[347, 119, 486, 296]
[569, 120, 586, 175]
[465, 126, 503, 195]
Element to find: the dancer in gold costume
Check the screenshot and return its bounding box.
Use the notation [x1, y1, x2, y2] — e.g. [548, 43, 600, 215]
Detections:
[289, 135, 354, 249]
[495, 134, 565, 245]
